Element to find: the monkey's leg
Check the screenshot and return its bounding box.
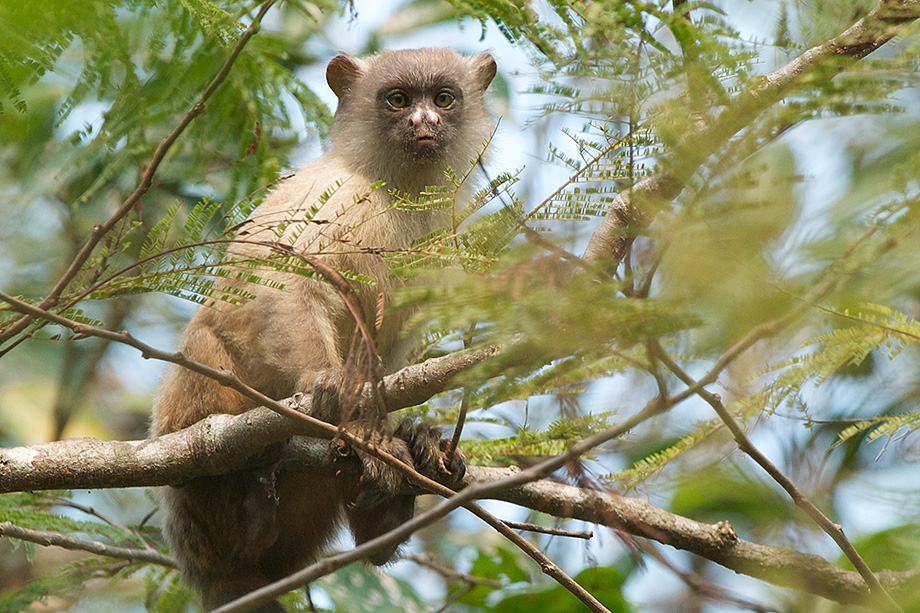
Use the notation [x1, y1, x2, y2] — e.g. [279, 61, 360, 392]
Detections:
[162, 467, 283, 611]
[259, 471, 344, 578]
[156, 323, 296, 611]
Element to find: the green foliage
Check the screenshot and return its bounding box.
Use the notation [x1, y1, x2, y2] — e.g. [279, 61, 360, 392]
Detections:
[476, 565, 633, 613]
[609, 424, 716, 489]
[0, 0, 336, 311]
[0, 566, 101, 613]
[463, 413, 617, 465]
[0, 492, 147, 549]
[736, 303, 920, 427]
[837, 411, 920, 448]
[144, 567, 196, 613]
[670, 466, 800, 534]
[453, 546, 532, 609]
[843, 525, 920, 573]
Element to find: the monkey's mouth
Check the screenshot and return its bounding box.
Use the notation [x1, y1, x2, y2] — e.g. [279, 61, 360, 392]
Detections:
[410, 134, 440, 158]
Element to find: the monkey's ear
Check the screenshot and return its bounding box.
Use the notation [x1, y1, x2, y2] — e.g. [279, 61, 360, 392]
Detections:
[327, 55, 364, 98]
[470, 52, 497, 92]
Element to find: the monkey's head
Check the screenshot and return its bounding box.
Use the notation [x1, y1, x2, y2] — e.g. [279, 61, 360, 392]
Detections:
[326, 48, 497, 190]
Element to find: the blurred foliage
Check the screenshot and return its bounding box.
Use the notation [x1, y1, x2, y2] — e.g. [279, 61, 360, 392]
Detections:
[1, 0, 920, 612]
[0, 490, 185, 612]
[313, 564, 427, 613]
[477, 566, 633, 612]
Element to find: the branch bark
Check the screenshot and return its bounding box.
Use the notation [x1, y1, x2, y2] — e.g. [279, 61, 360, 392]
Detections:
[3, 426, 919, 610]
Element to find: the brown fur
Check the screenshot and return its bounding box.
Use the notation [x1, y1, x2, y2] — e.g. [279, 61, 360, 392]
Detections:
[152, 48, 495, 610]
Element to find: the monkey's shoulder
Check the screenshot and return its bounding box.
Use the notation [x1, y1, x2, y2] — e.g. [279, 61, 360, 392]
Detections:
[254, 158, 387, 222]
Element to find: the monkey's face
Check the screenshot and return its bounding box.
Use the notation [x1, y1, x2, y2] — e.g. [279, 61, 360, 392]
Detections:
[374, 82, 463, 163]
[326, 49, 496, 181]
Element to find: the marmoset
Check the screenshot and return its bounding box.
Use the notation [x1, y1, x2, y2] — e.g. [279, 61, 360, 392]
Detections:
[152, 48, 496, 611]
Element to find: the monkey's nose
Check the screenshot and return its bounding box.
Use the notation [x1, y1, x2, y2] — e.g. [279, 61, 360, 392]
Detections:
[409, 107, 440, 126]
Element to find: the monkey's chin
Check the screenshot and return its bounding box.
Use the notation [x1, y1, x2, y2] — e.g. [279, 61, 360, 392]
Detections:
[407, 139, 442, 161]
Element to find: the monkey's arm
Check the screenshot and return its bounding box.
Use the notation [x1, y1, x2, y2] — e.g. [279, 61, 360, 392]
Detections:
[152, 312, 251, 435]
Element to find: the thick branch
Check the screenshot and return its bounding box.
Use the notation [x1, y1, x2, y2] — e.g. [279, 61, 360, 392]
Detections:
[582, 0, 920, 268]
[0, 346, 498, 492]
[477, 467, 920, 609]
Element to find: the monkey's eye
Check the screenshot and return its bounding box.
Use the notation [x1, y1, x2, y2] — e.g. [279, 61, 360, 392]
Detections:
[386, 92, 410, 109]
[434, 91, 455, 108]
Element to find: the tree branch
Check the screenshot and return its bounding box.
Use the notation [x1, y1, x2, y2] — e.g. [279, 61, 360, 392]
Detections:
[0, 344, 500, 492]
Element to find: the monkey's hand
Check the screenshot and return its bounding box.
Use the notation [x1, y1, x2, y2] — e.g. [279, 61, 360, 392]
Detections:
[392, 418, 466, 485]
[333, 420, 464, 501]
[335, 420, 465, 565]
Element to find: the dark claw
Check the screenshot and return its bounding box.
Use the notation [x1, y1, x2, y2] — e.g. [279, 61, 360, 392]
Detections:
[442, 438, 466, 481]
[393, 418, 465, 484]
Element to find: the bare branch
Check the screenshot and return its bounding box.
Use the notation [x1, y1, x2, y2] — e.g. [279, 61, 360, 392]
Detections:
[0, 521, 175, 568]
[501, 520, 594, 540]
[477, 467, 920, 610]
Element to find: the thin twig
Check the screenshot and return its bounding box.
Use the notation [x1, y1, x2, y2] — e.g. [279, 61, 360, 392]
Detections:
[0, 522, 175, 568]
[502, 520, 594, 540]
[446, 323, 477, 462]
[435, 584, 475, 613]
[446, 386, 470, 463]
[39, 493, 161, 553]
[402, 553, 501, 587]
[40, 494, 132, 535]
